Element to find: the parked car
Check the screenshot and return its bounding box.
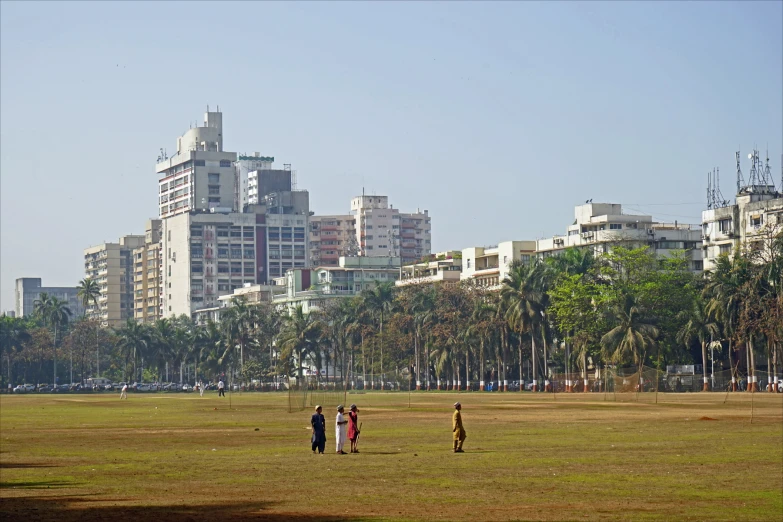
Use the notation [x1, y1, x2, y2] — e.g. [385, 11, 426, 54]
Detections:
[181, 383, 191, 392]
[13, 384, 36, 393]
[37, 384, 54, 393]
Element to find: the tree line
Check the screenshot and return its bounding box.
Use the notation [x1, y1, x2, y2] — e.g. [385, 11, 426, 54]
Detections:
[2, 231, 781, 391]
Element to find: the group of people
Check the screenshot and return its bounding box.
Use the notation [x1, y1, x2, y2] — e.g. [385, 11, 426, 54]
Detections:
[310, 404, 360, 454]
[309, 401, 468, 454]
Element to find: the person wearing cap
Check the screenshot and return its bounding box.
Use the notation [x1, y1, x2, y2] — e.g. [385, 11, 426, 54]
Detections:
[452, 402, 466, 453]
[348, 404, 360, 453]
[335, 405, 348, 454]
[311, 405, 326, 454]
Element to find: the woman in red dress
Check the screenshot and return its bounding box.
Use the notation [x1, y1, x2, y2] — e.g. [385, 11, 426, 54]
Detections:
[348, 404, 360, 453]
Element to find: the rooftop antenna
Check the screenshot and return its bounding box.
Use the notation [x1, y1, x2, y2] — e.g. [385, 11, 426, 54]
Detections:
[762, 146, 775, 190]
[707, 170, 712, 210]
[736, 150, 745, 194]
[715, 167, 728, 207]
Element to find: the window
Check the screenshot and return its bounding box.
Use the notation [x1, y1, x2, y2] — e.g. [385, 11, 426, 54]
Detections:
[220, 160, 232, 168]
[195, 160, 206, 167]
[281, 228, 292, 241]
[208, 173, 220, 183]
[692, 261, 703, 271]
[719, 244, 731, 255]
[208, 197, 220, 205]
[467, 259, 471, 269]
[268, 227, 280, 241]
[209, 187, 220, 195]
[366, 225, 373, 230]
[231, 247, 242, 258]
[750, 215, 763, 227]
[244, 249, 255, 259]
[218, 264, 229, 274]
[718, 219, 732, 233]
[568, 230, 579, 236]
[230, 228, 242, 238]
[231, 264, 242, 274]
[609, 224, 622, 230]
[218, 248, 228, 259]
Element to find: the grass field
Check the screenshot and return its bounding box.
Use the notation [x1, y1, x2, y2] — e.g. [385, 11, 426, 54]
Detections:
[1, 390, 781, 521]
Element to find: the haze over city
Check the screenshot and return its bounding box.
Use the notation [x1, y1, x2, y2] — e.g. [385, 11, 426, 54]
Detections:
[1, 1, 781, 311]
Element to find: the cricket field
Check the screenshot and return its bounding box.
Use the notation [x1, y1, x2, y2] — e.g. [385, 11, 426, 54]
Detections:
[1, 391, 781, 521]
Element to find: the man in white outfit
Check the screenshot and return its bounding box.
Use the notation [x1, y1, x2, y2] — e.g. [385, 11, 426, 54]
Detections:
[199, 381, 205, 397]
[120, 383, 128, 399]
[335, 405, 348, 454]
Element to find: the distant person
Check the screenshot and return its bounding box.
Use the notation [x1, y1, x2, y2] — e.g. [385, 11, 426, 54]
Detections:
[218, 380, 225, 397]
[120, 383, 128, 400]
[199, 381, 205, 397]
[335, 405, 348, 454]
[452, 402, 466, 453]
[311, 405, 326, 454]
[348, 404, 360, 453]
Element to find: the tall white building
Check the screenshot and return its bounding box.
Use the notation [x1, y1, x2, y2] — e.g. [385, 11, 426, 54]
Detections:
[155, 109, 237, 218]
[310, 194, 431, 266]
[536, 203, 703, 271]
[701, 151, 782, 272]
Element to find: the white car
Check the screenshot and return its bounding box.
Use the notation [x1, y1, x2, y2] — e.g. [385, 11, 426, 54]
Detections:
[13, 384, 35, 393]
[181, 384, 191, 392]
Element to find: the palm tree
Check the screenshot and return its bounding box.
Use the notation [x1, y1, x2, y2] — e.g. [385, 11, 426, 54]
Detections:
[361, 282, 395, 390]
[704, 254, 750, 390]
[150, 319, 174, 381]
[501, 261, 546, 391]
[278, 305, 320, 384]
[34, 293, 72, 386]
[601, 293, 659, 371]
[220, 297, 255, 382]
[677, 297, 719, 391]
[76, 278, 101, 376]
[0, 316, 31, 385]
[411, 287, 436, 390]
[114, 319, 150, 382]
[467, 298, 496, 391]
[194, 320, 222, 383]
[76, 278, 100, 318]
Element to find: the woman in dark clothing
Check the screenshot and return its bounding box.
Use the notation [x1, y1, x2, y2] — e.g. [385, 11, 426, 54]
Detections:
[348, 404, 360, 453]
[311, 405, 326, 454]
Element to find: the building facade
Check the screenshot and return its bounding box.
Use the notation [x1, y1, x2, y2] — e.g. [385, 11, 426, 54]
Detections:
[396, 252, 462, 288]
[310, 194, 431, 267]
[155, 110, 237, 218]
[309, 215, 357, 267]
[536, 203, 704, 271]
[702, 192, 782, 272]
[84, 235, 146, 327]
[461, 241, 537, 288]
[132, 219, 162, 323]
[14, 278, 84, 319]
[160, 195, 309, 318]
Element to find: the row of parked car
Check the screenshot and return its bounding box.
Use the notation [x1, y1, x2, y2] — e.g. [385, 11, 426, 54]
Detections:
[11, 382, 206, 393]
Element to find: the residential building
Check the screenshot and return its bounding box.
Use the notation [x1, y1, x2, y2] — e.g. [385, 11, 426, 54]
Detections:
[132, 219, 162, 323]
[536, 203, 704, 271]
[272, 257, 399, 314]
[309, 215, 357, 267]
[84, 235, 146, 327]
[461, 241, 537, 288]
[236, 154, 294, 208]
[396, 252, 462, 288]
[155, 109, 237, 218]
[161, 193, 309, 318]
[309, 194, 431, 266]
[14, 278, 84, 319]
[701, 157, 782, 272]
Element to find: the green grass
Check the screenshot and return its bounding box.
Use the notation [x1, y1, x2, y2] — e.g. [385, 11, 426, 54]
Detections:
[1, 391, 781, 521]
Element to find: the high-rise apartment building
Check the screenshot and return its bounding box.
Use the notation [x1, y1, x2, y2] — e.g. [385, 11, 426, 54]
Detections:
[161, 192, 310, 317]
[84, 235, 146, 327]
[132, 219, 162, 323]
[236, 154, 295, 209]
[155, 109, 237, 218]
[310, 194, 431, 267]
[14, 278, 84, 319]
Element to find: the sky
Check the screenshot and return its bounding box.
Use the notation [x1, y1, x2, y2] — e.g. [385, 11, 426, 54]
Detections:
[1, 1, 781, 312]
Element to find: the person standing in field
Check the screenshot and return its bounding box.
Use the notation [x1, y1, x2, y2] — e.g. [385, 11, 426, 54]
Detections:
[452, 402, 466, 453]
[335, 405, 348, 454]
[199, 381, 205, 397]
[348, 404, 360, 453]
[120, 383, 128, 399]
[218, 379, 225, 397]
[311, 405, 326, 454]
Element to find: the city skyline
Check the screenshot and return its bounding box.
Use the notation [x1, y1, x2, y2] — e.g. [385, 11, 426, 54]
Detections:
[2, 1, 782, 311]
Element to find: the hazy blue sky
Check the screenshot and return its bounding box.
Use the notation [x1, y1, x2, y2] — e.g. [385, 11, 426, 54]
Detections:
[1, 1, 781, 311]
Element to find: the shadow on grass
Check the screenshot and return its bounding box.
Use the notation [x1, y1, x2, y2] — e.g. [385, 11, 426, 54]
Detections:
[0, 480, 78, 489]
[0, 462, 58, 469]
[0, 496, 357, 521]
